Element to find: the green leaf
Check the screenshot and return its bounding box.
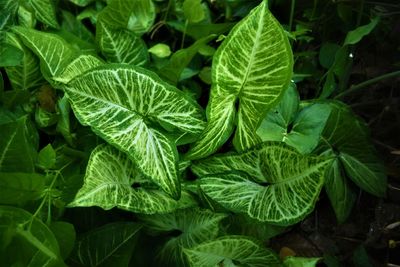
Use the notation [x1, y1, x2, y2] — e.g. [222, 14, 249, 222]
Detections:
[96, 22, 148, 66]
[0, 172, 45, 205]
[53, 54, 103, 84]
[186, 1, 293, 159]
[0, 206, 64, 266]
[68, 144, 196, 213]
[319, 43, 341, 69]
[12, 26, 77, 79]
[49, 221, 76, 260]
[167, 21, 235, 40]
[4, 32, 45, 90]
[196, 142, 331, 225]
[324, 153, 356, 223]
[183, 0, 205, 24]
[283, 256, 321, 267]
[61, 10, 94, 43]
[68, 0, 94, 7]
[159, 35, 216, 85]
[37, 144, 56, 170]
[0, 0, 18, 31]
[318, 101, 387, 197]
[257, 86, 331, 154]
[18, 5, 36, 28]
[98, 0, 155, 35]
[0, 43, 23, 67]
[28, 0, 59, 29]
[0, 116, 38, 172]
[344, 17, 380, 46]
[56, 96, 75, 145]
[73, 222, 141, 267]
[183, 235, 281, 267]
[140, 208, 227, 266]
[148, 43, 171, 58]
[62, 64, 205, 199]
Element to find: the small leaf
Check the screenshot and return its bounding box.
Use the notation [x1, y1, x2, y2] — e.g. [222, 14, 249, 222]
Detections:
[344, 17, 380, 46]
[283, 256, 321, 267]
[68, 144, 196, 213]
[37, 144, 56, 170]
[73, 222, 141, 267]
[319, 43, 341, 69]
[148, 43, 171, 58]
[0, 172, 45, 205]
[183, 235, 281, 267]
[183, 0, 205, 24]
[140, 208, 227, 266]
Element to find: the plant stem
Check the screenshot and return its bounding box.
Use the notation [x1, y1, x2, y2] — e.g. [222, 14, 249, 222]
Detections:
[289, 0, 296, 32]
[334, 70, 400, 99]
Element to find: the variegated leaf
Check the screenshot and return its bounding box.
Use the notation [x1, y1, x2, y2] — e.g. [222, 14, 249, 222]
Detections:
[62, 65, 205, 199]
[140, 208, 227, 266]
[197, 142, 331, 225]
[4, 32, 44, 90]
[12, 26, 77, 78]
[186, 1, 293, 159]
[97, 22, 148, 66]
[29, 0, 59, 29]
[68, 144, 196, 213]
[183, 235, 281, 267]
[53, 54, 103, 84]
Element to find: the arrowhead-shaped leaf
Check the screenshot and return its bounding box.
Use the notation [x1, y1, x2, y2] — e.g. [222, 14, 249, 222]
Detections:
[97, 22, 148, 66]
[186, 1, 293, 159]
[183, 235, 281, 267]
[12, 27, 77, 78]
[140, 208, 227, 266]
[68, 144, 196, 213]
[194, 142, 331, 225]
[318, 101, 387, 197]
[257, 85, 331, 154]
[61, 64, 205, 199]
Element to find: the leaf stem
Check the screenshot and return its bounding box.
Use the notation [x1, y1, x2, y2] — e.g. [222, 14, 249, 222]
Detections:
[289, 0, 296, 32]
[334, 70, 400, 99]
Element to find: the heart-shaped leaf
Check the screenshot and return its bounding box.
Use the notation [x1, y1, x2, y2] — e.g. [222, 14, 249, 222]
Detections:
[186, 0, 293, 159]
[194, 142, 331, 225]
[68, 144, 196, 213]
[61, 64, 205, 199]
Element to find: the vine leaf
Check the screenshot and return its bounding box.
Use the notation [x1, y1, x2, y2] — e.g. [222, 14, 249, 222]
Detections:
[186, 0, 293, 159]
[12, 26, 77, 79]
[183, 235, 281, 267]
[61, 64, 205, 199]
[195, 142, 331, 225]
[139, 208, 227, 266]
[68, 144, 196, 213]
[96, 22, 148, 66]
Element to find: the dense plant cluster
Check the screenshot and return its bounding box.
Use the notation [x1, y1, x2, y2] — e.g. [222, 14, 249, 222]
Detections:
[0, 0, 397, 266]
